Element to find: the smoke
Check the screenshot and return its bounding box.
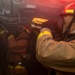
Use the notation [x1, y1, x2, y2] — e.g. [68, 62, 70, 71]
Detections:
[22, 0, 64, 8]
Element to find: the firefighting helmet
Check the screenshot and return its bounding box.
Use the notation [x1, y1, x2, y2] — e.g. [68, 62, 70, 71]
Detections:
[60, 2, 75, 16]
[31, 18, 48, 29]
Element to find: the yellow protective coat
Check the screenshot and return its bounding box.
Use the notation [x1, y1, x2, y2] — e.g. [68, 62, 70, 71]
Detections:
[36, 28, 75, 75]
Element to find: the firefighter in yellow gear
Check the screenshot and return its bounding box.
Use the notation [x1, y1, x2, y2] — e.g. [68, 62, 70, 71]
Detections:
[32, 2, 75, 75]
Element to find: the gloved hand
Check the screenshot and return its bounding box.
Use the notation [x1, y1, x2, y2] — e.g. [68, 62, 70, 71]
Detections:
[31, 18, 62, 41]
[31, 18, 48, 36]
[41, 20, 62, 40]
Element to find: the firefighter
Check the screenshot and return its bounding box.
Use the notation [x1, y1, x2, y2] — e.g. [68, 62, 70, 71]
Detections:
[7, 25, 30, 75]
[7, 24, 48, 75]
[31, 2, 75, 75]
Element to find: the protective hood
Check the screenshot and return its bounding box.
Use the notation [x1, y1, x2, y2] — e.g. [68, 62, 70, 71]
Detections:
[61, 15, 75, 41]
[62, 15, 75, 34]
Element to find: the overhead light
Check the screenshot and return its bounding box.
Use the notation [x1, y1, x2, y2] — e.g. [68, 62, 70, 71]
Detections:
[26, 4, 36, 8]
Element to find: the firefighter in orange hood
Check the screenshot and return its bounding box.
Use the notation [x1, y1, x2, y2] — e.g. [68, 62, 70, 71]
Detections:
[31, 2, 75, 75]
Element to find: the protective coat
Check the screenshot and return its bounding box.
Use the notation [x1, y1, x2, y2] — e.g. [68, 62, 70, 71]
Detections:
[36, 28, 75, 75]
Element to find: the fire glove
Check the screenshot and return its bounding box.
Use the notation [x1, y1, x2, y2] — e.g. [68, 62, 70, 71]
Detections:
[31, 18, 48, 36]
[42, 21, 63, 40]
[31, 18, 62, 40]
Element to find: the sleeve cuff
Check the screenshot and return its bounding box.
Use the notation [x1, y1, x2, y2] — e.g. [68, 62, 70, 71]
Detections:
[38, 28, 52, 39]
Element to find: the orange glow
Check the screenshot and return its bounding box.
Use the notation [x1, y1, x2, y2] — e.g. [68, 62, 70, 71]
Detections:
[64, 2, 75, 10]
